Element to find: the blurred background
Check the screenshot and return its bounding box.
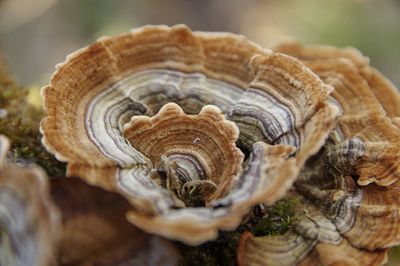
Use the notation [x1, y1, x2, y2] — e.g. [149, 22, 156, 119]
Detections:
[1, 0, 400, 264]
[1, 0, 400, 88]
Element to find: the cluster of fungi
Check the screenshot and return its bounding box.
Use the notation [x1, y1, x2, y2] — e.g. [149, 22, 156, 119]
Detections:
[1, 25, 400, 265]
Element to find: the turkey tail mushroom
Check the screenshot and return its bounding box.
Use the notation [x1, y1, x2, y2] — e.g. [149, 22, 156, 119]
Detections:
[237, 42, 400, 266]
[236, 42, 400, 266]
[37, 25, 400, 264]
[40, 25, 336, 244]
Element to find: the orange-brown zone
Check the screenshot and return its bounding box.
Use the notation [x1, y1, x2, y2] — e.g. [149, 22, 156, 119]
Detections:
[253, 53, 330, 124]
[42, 54, 116, 166]
[306, 61, 400, 186]
[368, 69, 400, 118]
[103, 27, 259, 86]
[297, 240, 387, 266]
[124, 104, 243, 200]
[343, 185, 400, 250]
[236, 43, 400, 266]
[275, 42, 400, 186]
[275, 42, 400, 119]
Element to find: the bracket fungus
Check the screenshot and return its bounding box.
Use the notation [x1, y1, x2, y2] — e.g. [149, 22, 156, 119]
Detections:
[37, 24, 400, 265]
[41, 24, 336, 245]
[0, 135, 178, 266]
[236, 43, 400, 266]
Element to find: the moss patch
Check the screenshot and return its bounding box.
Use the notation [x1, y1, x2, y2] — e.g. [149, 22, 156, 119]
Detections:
[177, 231, 241, 266]
[251, 197, 300, 237]
[177, 197, 300, 265]
[0, 61, 65, 176]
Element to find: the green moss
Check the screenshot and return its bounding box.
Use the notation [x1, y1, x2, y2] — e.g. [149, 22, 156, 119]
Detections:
[388, 246, 400, 266]
[181, 187, 206, 207]
[177, 197, 300, 265]
[0, 62, 65, 176]
[178, 231, 241, 266]
[251, 197, 300, 237]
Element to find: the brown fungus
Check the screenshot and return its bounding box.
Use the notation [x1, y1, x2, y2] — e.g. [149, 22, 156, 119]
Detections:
[236, 43, 400, 266]
[0, 135, 178, 266]
[123, 102, 244, 205]
[41, 25, 336, 245]
[275, 42, 400, 187]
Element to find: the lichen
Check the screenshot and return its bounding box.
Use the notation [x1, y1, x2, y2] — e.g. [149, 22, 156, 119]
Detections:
[0, 61, 65, 176]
